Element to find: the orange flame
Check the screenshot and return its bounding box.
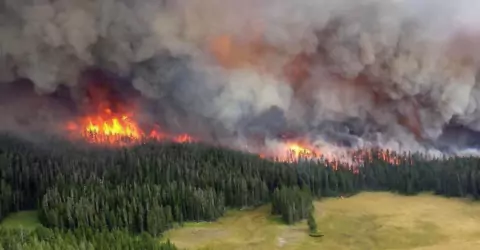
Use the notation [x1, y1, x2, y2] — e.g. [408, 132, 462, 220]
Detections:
[281, 142, 343, 169]
[68, 109, 405, 167]
[85, 109, 141, 138]
[66, 106, 404, 167]
[258, 140, 405, 170]
[65, 80, 404, 166]
[67, 108, 194, 146]
[284, 142, 318, 162]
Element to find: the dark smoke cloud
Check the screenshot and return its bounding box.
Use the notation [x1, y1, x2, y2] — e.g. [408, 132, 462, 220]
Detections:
[2, 0, 480, 156]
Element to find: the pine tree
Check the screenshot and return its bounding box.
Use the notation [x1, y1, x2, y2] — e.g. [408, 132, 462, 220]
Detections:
[307, 213, 317, 232]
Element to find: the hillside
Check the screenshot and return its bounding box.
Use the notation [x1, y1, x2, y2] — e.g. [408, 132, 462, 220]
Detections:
[165, 192, 480, 250]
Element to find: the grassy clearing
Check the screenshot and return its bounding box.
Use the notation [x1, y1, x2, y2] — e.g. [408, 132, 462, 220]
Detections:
[163, 192, 480, 250]
[0, 210, 41, 230]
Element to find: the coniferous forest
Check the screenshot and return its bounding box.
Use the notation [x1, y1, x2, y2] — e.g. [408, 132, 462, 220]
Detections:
[1, 134, 480, 249]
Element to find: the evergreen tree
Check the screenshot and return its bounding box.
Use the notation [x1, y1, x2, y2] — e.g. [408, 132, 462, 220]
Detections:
[2, 133, 480, 244]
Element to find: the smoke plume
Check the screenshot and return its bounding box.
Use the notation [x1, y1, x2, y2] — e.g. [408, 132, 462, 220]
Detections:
[2, 0, 480, 155]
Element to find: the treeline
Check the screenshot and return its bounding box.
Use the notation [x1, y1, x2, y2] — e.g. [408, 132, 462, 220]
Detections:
[1, 134, 480, 240]
[0, 227, 177, 250]
[40, 182, 224, 236]
[271, 187, 313, 224]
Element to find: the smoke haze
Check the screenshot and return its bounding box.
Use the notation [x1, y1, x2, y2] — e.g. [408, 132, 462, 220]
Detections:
[2, 0, 480, 156]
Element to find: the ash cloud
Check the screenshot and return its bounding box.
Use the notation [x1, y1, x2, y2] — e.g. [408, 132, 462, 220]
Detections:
[2, 0, 480, 154]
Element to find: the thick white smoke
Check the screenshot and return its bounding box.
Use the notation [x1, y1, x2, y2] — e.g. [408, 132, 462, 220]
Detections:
[2, 0, 480, 155]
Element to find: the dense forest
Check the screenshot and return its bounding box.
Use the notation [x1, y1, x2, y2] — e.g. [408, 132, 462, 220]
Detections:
[0, 227, 177, 250]
[1, 134, 480, 248]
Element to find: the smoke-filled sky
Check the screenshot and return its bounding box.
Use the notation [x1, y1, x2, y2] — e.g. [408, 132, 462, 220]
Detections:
[2, 0, 480, 154]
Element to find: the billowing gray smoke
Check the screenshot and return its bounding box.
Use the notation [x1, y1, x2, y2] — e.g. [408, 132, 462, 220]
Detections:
[2, 0, 480, 156]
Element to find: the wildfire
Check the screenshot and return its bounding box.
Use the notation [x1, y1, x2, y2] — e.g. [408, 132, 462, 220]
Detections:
[67, 108, 194, 146]
[284, 143, 319, 162]
[65, 80, 403, 166]
[64, 75, 197, 146]
[205, 31, 407, 166]
[67, 109, 406, 168]
[263, 141, 331, 163]
[257, 139, 407, 169]
[66, 106, 404, 168]
[85, 109, 141, 138]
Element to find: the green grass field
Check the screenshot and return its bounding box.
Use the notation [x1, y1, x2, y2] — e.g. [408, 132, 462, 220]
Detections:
[0, 210, 41, 230]
[163, 192, 480, 250]
[3, 193, 480, 249]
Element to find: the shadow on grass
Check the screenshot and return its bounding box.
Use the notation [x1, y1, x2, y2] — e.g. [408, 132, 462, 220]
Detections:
[266, 215, 285, 225]
[0, 210, 41, 230]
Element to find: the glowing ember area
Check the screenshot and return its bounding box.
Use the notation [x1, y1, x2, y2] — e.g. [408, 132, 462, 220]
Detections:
[148, 129, 195, 144]
[258, 139, 407, 168]
[352, 149, 406, 167]
[262, 141, 337, 164]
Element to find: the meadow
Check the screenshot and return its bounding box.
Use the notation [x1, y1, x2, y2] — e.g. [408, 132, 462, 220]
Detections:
[3, 138, 479, 249]
[163, 192, 480, 250]
[0, 211, 40, 230]
[3, 194, 480, 249]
